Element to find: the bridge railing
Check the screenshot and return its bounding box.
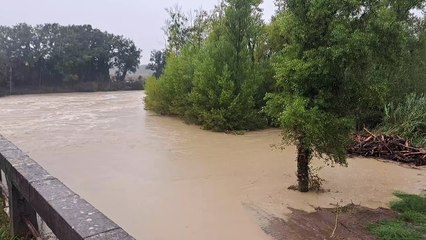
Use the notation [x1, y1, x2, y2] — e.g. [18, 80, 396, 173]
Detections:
[0, 135, 135, 240]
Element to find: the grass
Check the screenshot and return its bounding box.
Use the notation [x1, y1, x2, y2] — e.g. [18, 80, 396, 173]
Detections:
[370, 220, 423, 240]
[369, 192, 426, 240]
[382, 93, 426, 147]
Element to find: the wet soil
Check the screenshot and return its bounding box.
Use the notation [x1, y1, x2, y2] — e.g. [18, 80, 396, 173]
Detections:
[249, 203, 397, 240]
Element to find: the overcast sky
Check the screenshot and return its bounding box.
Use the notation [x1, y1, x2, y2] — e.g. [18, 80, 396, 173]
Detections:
[0, 0, 276, 64]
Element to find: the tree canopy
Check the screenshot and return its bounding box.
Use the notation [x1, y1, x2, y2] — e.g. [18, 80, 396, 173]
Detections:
[146, 50, 166, 79]
[0, 23, 141, 95]
[265, 0, 425, 191]
[145, 0, 273, 131]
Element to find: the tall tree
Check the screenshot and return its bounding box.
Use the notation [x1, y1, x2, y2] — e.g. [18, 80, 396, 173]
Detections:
[164, 6, 192, 55]
[189, 0, 268, 131]
[146, 49, 166, 78]
[145, 7, 212, 118]
[388, 15, 426, 101]
[112, 36, 141, 82]
[266, 0, 425, 192]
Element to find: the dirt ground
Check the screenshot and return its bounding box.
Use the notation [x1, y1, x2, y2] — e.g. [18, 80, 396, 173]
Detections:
[249, 204, 397, 240]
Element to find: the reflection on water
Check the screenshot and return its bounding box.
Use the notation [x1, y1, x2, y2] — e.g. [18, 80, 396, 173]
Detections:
[0, 91, 424, 240]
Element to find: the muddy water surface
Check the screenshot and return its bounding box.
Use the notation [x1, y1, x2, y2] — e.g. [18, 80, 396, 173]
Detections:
[0, 91, 424, 240]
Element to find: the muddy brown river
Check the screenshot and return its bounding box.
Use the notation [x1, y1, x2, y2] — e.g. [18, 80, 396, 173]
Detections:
[0, 91, 424, 240]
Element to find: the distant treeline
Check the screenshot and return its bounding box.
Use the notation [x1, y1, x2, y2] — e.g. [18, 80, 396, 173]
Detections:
[0, 23, 142, 95]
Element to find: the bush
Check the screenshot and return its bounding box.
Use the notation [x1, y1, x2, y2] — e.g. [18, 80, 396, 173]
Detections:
[144, 47, 196, 118]
[189, 40, 268, 131]
[144, 76, 172, 115]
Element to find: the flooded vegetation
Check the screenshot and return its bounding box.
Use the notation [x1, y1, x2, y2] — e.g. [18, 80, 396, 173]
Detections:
[1, 0, 425, 239]
[0, 91, 424, 239]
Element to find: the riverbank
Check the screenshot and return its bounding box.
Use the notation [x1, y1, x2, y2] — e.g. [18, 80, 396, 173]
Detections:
[257, 203, 396, 240]
[258, 192, 426, 240]
[0, 79, 144, 97]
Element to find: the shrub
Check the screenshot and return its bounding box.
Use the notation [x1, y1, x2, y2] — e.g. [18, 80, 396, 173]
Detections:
[144, 47, 196, 118]
[381, 94, 426, 147]
[144, 76, 172, 115]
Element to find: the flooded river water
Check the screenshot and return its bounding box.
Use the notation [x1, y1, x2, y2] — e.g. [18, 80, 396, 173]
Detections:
[0, 91, 424, 240]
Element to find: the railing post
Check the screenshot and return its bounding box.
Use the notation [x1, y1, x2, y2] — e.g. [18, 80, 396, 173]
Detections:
[7, 180, 38, 238]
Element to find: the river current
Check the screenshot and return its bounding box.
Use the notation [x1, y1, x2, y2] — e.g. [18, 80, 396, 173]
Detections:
[0, 91, 424, 239]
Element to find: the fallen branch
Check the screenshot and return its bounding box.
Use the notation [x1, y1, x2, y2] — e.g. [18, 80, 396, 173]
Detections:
[348, 129, 426, 166]
[330, 203, 340, 239]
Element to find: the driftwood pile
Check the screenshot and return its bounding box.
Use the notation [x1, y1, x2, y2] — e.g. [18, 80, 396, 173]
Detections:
[348, 129, 426, 166]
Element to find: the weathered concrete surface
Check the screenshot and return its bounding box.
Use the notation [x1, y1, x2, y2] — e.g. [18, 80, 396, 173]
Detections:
[0, 135, 135, 240]
[31, 179, 74, 202]
[48, 194, 118, 239]
[8, 181, 38, 237]
[85, 228, 135, 240]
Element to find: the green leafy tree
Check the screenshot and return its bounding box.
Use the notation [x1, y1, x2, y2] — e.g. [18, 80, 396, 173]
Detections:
[145, 1, 273, 131]
[163, 6, 213, 55]
[145, 8, 210, 119]
[146, 49, 166, 78]
[266, 0, 424, 192]
[388, 16, 426, 101]
[0, 23, 141, 93]
[189, 0, 269, 131]
[145, 46, 197, 116]
[164, 6, 192, 55]
[111, 36, 141, 82]
[188, 9, 211, 48]
[274, 0, 288, 13]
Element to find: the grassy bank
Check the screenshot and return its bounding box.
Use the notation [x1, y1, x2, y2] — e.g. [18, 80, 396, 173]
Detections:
[369, 192, 426, 240]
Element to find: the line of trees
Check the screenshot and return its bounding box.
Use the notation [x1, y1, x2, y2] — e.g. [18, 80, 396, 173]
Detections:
[0, 23, 142, 95]
[146, 0, 426, 192]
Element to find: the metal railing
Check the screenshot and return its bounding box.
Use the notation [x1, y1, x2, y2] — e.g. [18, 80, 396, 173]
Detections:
[0, 135, 135, 240]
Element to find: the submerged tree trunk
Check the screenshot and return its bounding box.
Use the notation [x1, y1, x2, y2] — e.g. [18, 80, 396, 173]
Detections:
[297, 137, 312, 192]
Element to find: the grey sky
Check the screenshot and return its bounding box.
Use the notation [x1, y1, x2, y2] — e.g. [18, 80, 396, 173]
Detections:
[0, 0, 276, 64]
